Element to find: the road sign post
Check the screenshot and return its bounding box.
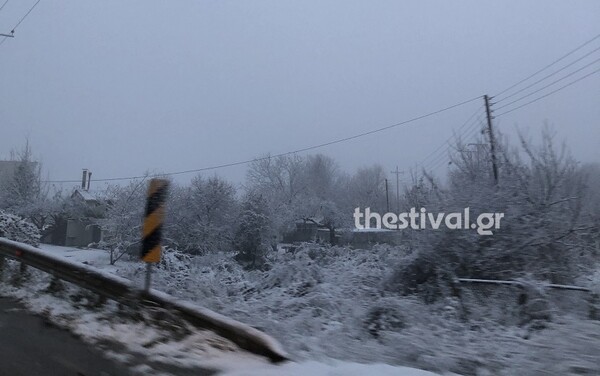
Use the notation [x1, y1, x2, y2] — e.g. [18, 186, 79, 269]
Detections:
[141, 178, 169, 291]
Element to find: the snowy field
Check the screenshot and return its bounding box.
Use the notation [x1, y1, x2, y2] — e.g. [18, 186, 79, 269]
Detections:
[6, 243, 592, 375]
[0, 243, 446, 376]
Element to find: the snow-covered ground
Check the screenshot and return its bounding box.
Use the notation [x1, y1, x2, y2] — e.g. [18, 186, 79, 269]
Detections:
[222, 361, 450, 376]
[14, 243, 600, 375]
[37, 243, 122, 273]
[0, 243, 450, 376]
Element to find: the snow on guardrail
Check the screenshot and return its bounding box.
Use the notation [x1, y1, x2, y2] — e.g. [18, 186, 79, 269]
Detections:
[0, 237, 288, 363]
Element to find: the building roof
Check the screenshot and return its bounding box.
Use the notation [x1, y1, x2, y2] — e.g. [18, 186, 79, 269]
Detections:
[71, 188, 98, 203]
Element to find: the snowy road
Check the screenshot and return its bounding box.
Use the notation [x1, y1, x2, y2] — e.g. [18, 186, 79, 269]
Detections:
[0, 296, 131, 376]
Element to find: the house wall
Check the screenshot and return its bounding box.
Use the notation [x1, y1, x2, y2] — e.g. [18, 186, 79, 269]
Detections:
[65, 220, 102, 247]
[282, 222, 318, 243]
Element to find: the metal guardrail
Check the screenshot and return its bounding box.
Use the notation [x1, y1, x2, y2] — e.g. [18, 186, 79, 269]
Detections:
[0, 237, 288, 363]
[457, 278, 591, 292]
[457, 277, 598, 320]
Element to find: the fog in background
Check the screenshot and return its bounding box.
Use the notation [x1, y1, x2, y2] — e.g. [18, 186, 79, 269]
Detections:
[1, 0, 599, 189]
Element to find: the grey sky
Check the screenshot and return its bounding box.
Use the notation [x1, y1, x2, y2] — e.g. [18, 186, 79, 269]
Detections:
[1, 1, 599, 190]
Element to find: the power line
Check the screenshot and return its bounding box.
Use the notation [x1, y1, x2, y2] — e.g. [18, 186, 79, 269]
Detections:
[37, 33, 600, 184]
[418, 109, 483, 171]
[418, 115, 481, 170]
[0, 0, 9, 46]
[0, 0, 9, 13]
[12, 0, 41, 32]
[421, 116, 483, 173]
[425, 117, 487, 173]
[423, 120, 484, 173]
[0, 0, 41, 47]
[496, 66, 600, 117]
[495, 55, 600, 111]
[42, 95, 483, 183]
[418, 106, 482, 167]
[496, 45, 600, 103]
[494, 31, 600, 97]
[422, 35, 600, 173]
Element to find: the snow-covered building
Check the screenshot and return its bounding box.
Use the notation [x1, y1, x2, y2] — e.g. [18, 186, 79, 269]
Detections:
[42, 170, 105, 247]
[283, 217, 341, 244]
[64, 188, 104, 247]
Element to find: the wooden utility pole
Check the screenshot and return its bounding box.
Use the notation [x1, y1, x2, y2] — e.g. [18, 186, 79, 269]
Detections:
[385, 178, 390, 212]
[390, 167, 404, 213]
[484, 95, 499, 184]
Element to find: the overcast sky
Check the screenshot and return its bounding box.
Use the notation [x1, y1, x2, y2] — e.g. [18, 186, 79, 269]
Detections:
[1, 1, 599, 191]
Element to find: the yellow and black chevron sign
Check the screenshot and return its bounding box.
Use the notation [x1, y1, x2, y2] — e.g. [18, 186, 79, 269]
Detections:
[141, 179, 169, 263]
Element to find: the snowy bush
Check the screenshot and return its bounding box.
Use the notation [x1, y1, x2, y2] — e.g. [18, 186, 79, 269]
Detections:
[0, 210, 40, 247]
[166, 176, 238, 254]
[233, 192, 273, 269]
[513, 279, 554, 326]
[364, 298, 407, 337]
[106, 240, 600, 375]
[385, 250, 458, 303]
[157, 247, 192, 274]
[382, 129, 596, 306]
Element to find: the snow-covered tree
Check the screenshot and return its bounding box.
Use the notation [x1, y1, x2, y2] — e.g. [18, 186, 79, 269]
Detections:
[246, 154, 308, 233]
[233, 192, 273, 269]
[167, 175, 238, 254]
[346, 164, 388, 213]
[95, 178, 147, 264]
[388, 127, 595, 302]
[0, 141, 51, 229]
[0, 209, 41, 246]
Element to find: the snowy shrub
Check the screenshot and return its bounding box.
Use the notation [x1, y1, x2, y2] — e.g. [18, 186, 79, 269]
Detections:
[0, 210, 40, 247]
[385, 250, 458, 303]
[94, 179, 146, 265]
[259, 259, 323, 290]
[382, 129, 593, 307]
[579, 270, 600, 320]
[514, 279, 554, 327]
[579, 269, 600, 295]
[106, 241, 600, 376]
[233, 192, 273, 269]
[157, 247, 192, 274]
[364, 298, 407, 337]
[166, 177, 238, 255]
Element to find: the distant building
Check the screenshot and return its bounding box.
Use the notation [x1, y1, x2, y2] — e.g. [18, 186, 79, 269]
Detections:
[283, 219, 320, 243]
[64, 185, 104, 247]
[42, 169, 105, 247]
[282, 217, 341, 244]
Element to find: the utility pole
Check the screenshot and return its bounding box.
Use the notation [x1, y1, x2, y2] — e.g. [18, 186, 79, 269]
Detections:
[484, 95, 499, 184]
[390, 166, 404, 213]
[385, 178, 390, 212]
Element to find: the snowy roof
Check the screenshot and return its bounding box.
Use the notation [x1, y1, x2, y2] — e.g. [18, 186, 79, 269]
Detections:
[71, 188, 97, 203]
[295, 216, 325, 225]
